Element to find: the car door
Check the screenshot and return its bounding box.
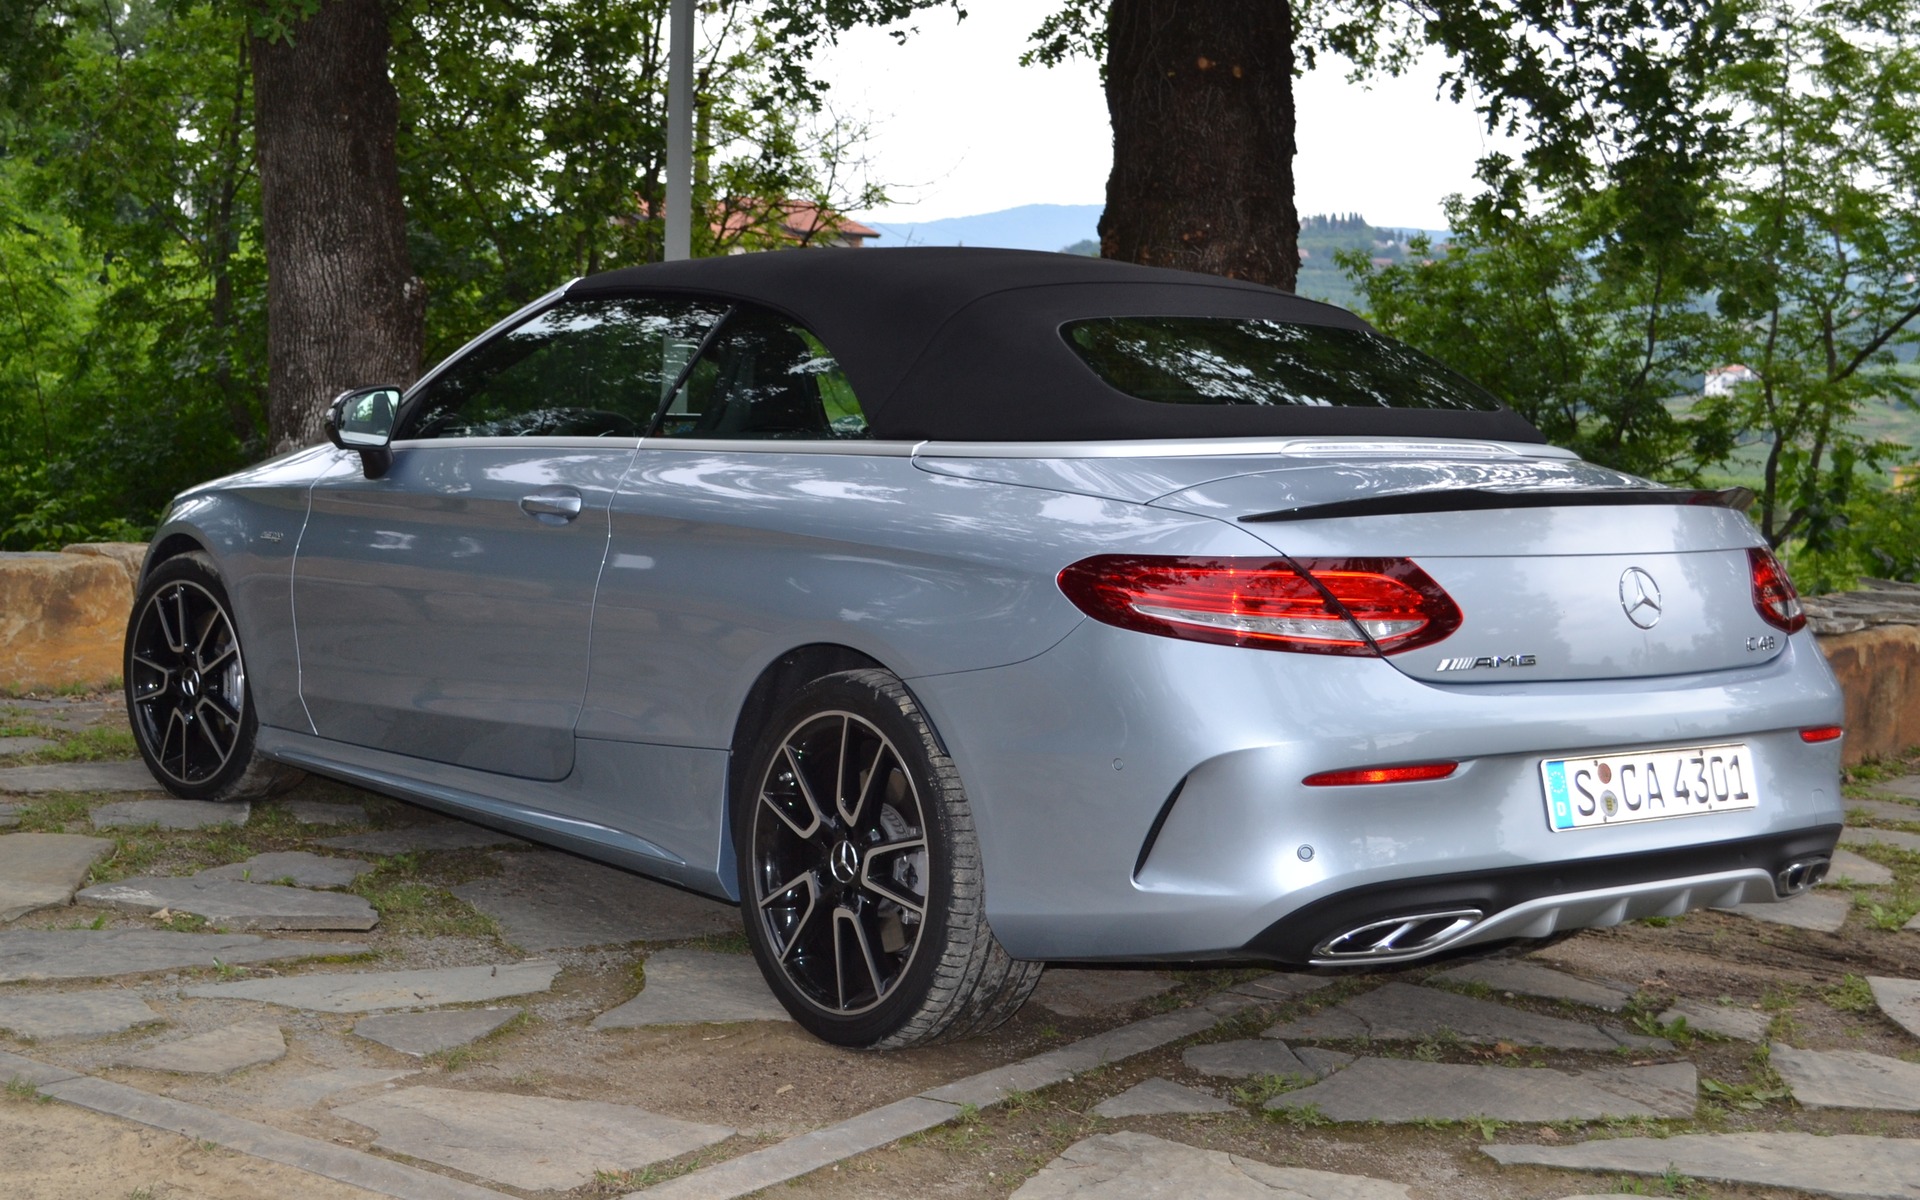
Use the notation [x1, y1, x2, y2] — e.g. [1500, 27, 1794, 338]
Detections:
[292, 295, 726, 780]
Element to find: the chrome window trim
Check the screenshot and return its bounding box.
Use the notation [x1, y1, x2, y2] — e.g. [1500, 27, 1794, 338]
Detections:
[913, 437, 1578, 460]
[389, 436, 924, 457]
[402, 280, 578, 403]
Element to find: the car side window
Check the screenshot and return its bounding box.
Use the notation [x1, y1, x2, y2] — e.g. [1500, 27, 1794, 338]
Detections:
[399, 297, 727, 439]
[652, 305, 869, 440]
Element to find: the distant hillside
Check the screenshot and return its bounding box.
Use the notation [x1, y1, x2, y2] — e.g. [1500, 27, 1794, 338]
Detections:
[865, 204, 1103, 252]
[1295, 213, 1447, 311]
[859, 206, 1444, 310]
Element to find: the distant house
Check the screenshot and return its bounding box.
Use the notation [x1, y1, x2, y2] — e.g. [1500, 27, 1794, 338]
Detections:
[1704, 364, 1760, 397]
[715, 200, 880, 251]
[637, 198, 881, 251]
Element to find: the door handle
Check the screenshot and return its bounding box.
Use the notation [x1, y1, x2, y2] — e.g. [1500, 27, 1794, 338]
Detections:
[520, 488, 584, 522]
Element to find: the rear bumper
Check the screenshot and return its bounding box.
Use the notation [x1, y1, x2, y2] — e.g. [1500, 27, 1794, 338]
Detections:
[909, 621, 1846, 962]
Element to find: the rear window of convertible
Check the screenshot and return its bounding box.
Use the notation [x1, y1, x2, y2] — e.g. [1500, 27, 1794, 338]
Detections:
[1063, 316, 1502, 412]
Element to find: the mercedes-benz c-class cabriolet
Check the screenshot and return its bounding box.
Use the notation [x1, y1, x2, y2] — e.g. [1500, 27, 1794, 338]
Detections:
[125, 248, 1845, 1047]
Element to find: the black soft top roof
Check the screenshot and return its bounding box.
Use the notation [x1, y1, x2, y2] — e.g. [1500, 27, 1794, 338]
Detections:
[569, 247, 1545, 444]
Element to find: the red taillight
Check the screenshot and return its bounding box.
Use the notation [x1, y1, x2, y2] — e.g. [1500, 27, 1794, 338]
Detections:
[1056, 555, 1463, 656]
[1749, 547, 1806, 634]
[1799, 725, 1843, 743]
[1303, 762, 1459, 786]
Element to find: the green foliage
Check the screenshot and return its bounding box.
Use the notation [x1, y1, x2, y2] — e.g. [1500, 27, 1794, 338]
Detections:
[1, 0, 893, 544]
[1343, 0, 1920, 567]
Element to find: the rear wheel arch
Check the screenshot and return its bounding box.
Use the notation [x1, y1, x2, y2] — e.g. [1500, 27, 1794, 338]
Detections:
[728, 644, 891, 767]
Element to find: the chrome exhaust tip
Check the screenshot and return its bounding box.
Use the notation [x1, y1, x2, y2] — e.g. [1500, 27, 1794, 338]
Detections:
[1775, 858, 1828, 896]
[1312, 908, 1484, 962]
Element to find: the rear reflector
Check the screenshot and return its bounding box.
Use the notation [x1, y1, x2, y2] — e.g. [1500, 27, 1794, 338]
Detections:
[1749, 547, 1807, 634]
[1056, 556, 1463, 656]
[1304, 762, 1459, 787]
[1799, 725, 1843, 743]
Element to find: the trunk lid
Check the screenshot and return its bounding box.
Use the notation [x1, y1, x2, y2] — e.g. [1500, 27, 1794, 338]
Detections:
[1149, 458, 1783, 683]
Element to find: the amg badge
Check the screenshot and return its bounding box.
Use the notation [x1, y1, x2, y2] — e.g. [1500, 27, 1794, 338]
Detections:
[1436, 654, 1538, 672]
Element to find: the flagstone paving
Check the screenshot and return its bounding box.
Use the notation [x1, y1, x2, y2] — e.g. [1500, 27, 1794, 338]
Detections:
[259, 1067, 415, 1109]
[277, 799, 366, 825]
[1655, 998, 1771, 1041]
[1262, 981, 1666, 1051]
[352, 1008, 521, 1056]
[448, 849, 735, 950]
[1267, 1059, 1698, 1123]
[1010, 1132, 1413, 1200]
[1871, 976, 1920, 1038]
[1849, 797, 1920, 824]
[0, 990, 162, 1039]
[1031, 968, 1178, 1016]
[1771, 1044, 1920, 1110]
[1718, 890, 1852, 932]
[76, 874, 379, 930]
[1182, 1039, 1325, 1081]
[1829, 847, 1896, 885]
[331, 1087, 735, 1192]
[592, 949, 790, 1028]
[90, 797, 247, 829]
[196, 851, 373, 888]
[116, 1021, 286, 1075]
[1426, 959, 1634, 1010]
[1876, 774, 1920, 800]
[316, 823, 525, 855]
[0, 761, 164, 794]
[0, 736, 57, 756]
[1091, 1077, 1233, 1118]
[1225, 972, 1333, 1002]
[0, 801, 16, 828]
[183, 960, 558, 1012]
[1482, 1132, 1920, 1200]
[0, 929, 370, 982]
[0, 831, 113, 922]
[1843, 825, 1920, 853]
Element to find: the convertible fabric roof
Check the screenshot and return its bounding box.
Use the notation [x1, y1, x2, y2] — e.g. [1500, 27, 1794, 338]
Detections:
[569, 247, 1546, 444]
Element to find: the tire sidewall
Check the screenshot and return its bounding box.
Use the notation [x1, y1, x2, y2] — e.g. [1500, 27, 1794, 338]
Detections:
[733, 670, 965, 1047]
[124, 551, 261, 802]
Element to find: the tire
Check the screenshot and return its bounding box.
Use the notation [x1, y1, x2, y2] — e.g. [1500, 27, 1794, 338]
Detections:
[734, 669, 1041, 1048]
[124, 551, 304, 803]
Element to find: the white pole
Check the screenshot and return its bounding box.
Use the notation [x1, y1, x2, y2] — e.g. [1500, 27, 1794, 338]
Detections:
[665, 0, 694, 262]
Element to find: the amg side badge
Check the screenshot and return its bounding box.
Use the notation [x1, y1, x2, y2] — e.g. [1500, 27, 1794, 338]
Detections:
[1436, 654, 1538, 671]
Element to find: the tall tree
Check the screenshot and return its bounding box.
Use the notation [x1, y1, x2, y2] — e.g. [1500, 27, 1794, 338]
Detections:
[1097, 2, 1299, 287]
[250, 0, 424, 453]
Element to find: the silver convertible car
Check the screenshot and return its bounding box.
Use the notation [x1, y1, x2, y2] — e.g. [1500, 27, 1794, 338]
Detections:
[126, 248, 1845, 1047]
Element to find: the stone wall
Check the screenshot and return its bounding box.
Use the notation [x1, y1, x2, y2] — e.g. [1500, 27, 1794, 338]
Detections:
[0, 544, 147, 694]
[1805, 581, 1920, 766]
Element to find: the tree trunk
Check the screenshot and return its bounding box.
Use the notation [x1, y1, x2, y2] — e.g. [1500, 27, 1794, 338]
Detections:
[252, 0, 424, 453]
[1100, 0, 1299, 290]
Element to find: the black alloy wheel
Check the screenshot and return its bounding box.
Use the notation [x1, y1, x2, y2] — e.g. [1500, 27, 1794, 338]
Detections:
[736, 670, 1041, 1048]
[751, 708, 931, 1016]
[124, 551, 302, 802]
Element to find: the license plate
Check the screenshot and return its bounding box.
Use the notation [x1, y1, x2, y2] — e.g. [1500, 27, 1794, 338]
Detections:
[1541, 743, 1759, 831]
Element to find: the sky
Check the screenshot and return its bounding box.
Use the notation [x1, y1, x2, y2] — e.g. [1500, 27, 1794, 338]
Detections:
[817, 2, 1516, 232]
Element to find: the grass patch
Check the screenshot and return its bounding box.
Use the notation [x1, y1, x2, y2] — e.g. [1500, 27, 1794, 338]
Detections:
[1825, 974, 1878, 1014]
[1229, 1073, 1312, 1106]
[4, 1076, 50, 1103]
[85, 833, 163, 885]
[350, 856, 498, 938]
[20, 725, 137, 764]
[12, 794, 91, 832]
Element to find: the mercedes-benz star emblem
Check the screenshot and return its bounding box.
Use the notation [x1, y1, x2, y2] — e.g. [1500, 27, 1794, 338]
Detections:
[1619, 567, 1663, 629]
[829, 839, 860, 884]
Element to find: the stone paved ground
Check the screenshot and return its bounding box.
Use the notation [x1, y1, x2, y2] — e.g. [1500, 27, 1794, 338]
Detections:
[3, 693, 1920, 1200]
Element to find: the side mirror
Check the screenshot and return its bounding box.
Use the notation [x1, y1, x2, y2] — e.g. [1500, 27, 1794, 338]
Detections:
[325, 386, 402, 479]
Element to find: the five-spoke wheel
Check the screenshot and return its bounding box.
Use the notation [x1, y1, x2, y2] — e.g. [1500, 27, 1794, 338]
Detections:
[736, 669, 1041, 1047]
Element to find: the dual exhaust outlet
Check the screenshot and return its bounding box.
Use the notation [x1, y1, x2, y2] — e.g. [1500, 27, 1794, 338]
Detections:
[1313, 856, 1832, 963]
